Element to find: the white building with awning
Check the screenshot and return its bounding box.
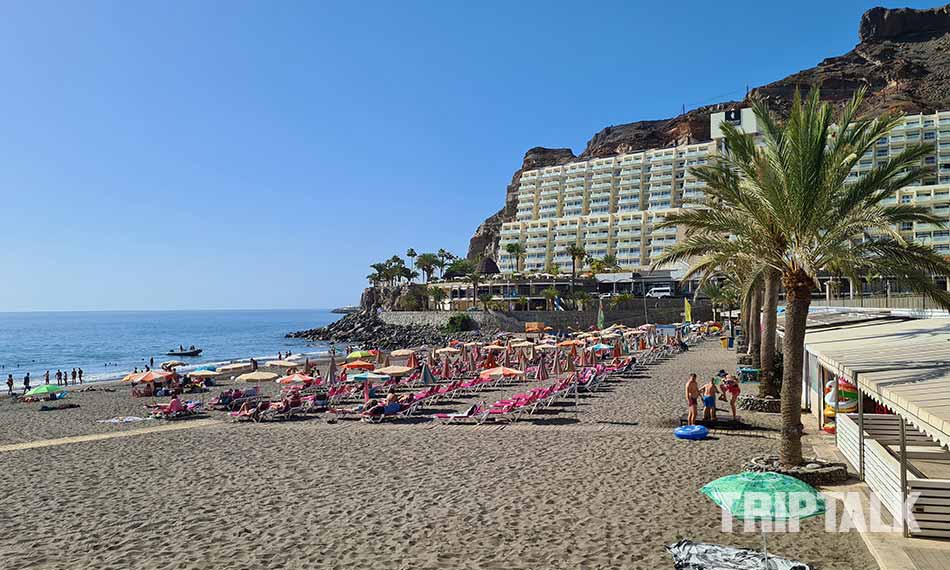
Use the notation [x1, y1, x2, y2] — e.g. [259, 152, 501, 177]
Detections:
[801, 317, 950, 538]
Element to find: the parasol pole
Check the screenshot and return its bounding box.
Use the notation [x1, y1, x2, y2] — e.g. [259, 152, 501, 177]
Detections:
[761, 527, 769, 569]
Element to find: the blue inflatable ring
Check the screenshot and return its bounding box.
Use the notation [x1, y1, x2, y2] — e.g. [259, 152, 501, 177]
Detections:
[675, 425, 709, 440]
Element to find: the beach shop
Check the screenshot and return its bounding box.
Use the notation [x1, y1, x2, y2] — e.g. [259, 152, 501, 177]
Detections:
[800, 317, 950, 539]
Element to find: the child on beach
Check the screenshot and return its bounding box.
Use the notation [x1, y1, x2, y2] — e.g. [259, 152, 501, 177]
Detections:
[701, 377, 718, 421]
[685, 373, 699, 425]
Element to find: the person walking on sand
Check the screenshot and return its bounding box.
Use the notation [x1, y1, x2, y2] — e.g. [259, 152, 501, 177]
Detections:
[6, 374, 13, 396]
[701, 376, 718, 422]
[23, 372, 31, 395]
[720, 373, 741, 421]
[685, 373, 699, 425]
[71, 368, 77, 385]
[55, 369, 62, 386]
[44, 370, 50, 385]
[78, 368, 83, 384]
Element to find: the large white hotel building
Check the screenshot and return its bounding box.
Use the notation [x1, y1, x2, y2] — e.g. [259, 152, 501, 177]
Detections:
[498, 109, 950, 274]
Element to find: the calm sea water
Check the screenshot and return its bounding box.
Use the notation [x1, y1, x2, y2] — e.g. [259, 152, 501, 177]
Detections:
[0, 309, 340, 383]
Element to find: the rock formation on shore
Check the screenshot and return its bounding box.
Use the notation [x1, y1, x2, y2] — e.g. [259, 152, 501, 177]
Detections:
[467, 4, 950, 261]
[287, 311, 489, 350]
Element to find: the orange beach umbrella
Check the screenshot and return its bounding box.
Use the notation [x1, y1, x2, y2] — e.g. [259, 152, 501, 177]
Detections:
[342, 360, 375, 370]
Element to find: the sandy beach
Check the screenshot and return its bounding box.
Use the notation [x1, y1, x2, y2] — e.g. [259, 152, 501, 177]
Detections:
[0, 342, 877, 569]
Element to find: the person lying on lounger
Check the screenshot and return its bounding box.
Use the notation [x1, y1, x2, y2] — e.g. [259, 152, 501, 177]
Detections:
[364, 387, 401, 416]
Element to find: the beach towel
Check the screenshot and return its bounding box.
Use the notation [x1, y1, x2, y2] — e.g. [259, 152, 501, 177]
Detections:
[666, 539, 811, 570]
[96, 416, 153, 424]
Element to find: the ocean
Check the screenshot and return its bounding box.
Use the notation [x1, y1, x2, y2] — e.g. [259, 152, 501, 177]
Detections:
[0, 309, 340, 384]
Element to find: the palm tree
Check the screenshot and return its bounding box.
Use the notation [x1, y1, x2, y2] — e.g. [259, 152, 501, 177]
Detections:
[565, 243, 586, 300]
[478, 292, 493, 311]
[504, 242, 527, 273]
[654, 88, 950, 466]
[428, 286, 446, 311]
[437, 249, 455, 278]
[414, 253, 439, 283]
[541, 286, 559, 310]
[466, 270, 481, 309]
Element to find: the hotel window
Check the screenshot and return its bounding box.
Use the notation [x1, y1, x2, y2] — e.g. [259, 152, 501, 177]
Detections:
[924, 131, 936, 140]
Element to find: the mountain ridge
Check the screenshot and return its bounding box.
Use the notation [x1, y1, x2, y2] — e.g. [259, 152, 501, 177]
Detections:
[467, 4, 950, 261]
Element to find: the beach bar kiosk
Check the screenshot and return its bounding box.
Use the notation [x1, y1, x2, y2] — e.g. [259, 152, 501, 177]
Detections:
[801, 318, 950, 538]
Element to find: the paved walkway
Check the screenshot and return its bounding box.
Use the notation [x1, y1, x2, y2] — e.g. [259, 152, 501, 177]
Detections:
[0, 418, 221, 453]
[810, 433, 950, 570]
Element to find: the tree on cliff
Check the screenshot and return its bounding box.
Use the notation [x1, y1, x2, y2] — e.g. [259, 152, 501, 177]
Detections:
[437, 249, 456, 278]
[414, 253, 440, 283]
[654, 88, 950, 466]
[504, 242, 527, 273]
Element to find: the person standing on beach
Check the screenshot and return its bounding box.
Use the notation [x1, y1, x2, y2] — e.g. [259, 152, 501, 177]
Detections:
[149, 357, 154, 368]
[71, 368, 77, 385]
[78, 368, 83, 384]
[55, 370, 62, 385]
[23, 373, 31, 394]
[6, 374, 13, 396]
[701, 377, 718, 422]
[44, 370, 50, 385]
[685, 373, 699, 425]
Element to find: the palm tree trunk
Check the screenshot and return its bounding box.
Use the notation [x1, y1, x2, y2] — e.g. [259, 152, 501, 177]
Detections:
[748, 284, 762, 366]
[779, 269, 810, 467]
[759, 269, 780, 397]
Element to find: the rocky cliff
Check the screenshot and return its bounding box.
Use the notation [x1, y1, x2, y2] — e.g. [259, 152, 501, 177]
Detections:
[467, 4, 950, 261]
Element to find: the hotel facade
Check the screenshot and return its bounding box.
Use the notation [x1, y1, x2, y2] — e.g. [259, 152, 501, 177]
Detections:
[498, 109, 950, 274]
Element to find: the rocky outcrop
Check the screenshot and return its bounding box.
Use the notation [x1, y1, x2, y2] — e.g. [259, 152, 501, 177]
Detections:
[860, 4, 950, 42]
[287, 311, 489, 349]
[360, 284, 431, 312]
[467, 147, 576, 261]
[467, 4, 950, 261]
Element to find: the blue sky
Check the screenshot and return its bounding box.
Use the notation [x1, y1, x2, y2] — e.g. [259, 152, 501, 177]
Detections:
[0, 0, 934, 310]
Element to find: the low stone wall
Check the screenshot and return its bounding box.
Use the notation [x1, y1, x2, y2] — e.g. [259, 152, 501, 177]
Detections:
[379, 299, 711, 333]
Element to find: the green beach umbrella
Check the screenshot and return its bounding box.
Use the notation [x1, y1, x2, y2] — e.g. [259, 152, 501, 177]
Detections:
[26, 384, 65, 397]
[701, 472, 825, 568]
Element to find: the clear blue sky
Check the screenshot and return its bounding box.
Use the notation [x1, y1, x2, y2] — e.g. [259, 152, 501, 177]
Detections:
[0, 0, 935, 310]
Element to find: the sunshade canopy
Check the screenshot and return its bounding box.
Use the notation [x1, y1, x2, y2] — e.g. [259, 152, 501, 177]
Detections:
[236, 371, 278, 382]
[701, 472, 826, 522]
[188, 369, 219, 378]
[122, 370, 173, 383]
[373, 365, 412, 376]
[265, 360, 298, 368]
[26, 384, 65, 397]
[479, 366, 524, 378]
[390, 349, 414, 357]
[342, 360, 375, 370]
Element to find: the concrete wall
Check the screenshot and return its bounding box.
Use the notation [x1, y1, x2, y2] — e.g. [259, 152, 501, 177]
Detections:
[380, 299, 711, 332]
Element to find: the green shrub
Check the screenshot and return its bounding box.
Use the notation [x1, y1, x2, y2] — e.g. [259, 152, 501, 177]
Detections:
[444, 313, 476, 333]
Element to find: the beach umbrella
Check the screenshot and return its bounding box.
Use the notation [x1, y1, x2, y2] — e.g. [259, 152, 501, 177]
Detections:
[534, 358, 549, 381]
[266, 359, 299, 369]
[25, 384, 65, 397]
[613, 341, 623, 359]
[352, 372, 390, 382]
[591, 343, 613, 351]
[325, 353, 337, 384]
[419, 363, 436, 385]
[427, 351, 437, 369]
[376, 349, 386, 366]
[440, 357, 452, 379]
[518, 350, 528, 370]
[391, 349, 414, 357]
[701, 472, 826, 568]
[406, 351, 419, 369]
[374, 365, 411, 376]
[483, 343, 505, 351]
[565, 356, 576, 372]
[569, 344, 578, 360]
[502, 349, 513, 368]
[552, 351, 563, 375]
[122, 370, 173, 383]
[347, 350, 374, 360]
[479, 366, 524, 379]
[342, 360, 375, 370]
[436, 347, 460, 355]
[276, 373, 314, 384]
[217, 363, 248, 374]
[236, 371, 278, 382]
[483, 351, 497, 369]
[161, 360, 186, 369]
[188, 369, 219, 378]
